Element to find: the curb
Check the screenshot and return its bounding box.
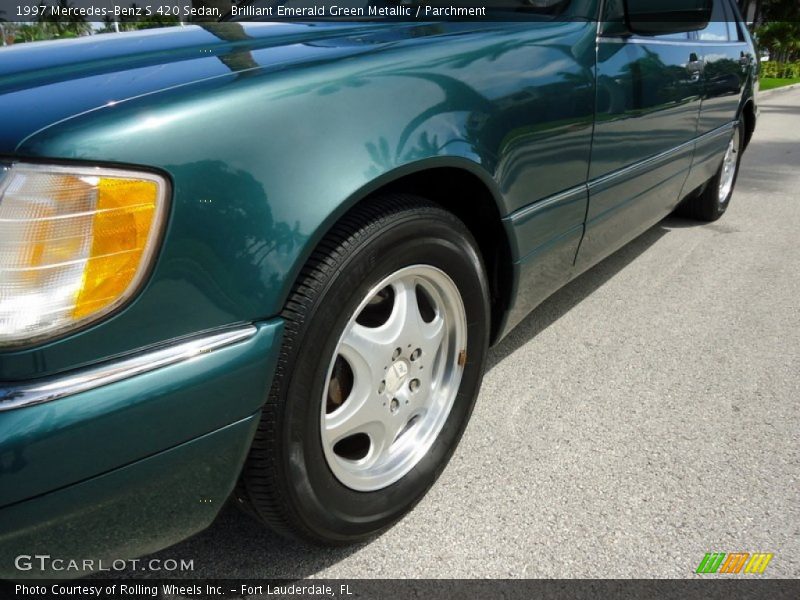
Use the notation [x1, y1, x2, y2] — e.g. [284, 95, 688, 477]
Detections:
[759, 82, 800, 98]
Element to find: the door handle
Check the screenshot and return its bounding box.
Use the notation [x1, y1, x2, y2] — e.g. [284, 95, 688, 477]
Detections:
[739, 51, 751, 68]
[687, 54, 704, 82]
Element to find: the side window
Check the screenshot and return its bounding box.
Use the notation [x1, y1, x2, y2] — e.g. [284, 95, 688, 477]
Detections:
[699, 0, 731, 42]
[655, 33, 691, 42]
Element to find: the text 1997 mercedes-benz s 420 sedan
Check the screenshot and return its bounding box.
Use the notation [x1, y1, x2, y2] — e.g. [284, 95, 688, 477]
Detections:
[0, 0, 757, 575]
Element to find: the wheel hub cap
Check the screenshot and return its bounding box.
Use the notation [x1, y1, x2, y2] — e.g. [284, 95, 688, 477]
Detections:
[718, 128, 740, 204]
[320, 265, 467, 492]
[385, 360, 410, 396]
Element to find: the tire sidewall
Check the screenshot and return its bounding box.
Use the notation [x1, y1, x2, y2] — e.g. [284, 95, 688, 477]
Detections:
[280, 208, 489, 542]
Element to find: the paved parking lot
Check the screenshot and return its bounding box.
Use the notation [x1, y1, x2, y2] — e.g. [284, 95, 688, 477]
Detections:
[120, 86, 800, 579]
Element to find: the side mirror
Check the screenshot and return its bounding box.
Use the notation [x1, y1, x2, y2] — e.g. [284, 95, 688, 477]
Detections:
[625, 0, 713, 36]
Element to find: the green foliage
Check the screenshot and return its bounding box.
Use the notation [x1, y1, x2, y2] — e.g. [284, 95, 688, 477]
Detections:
[761, 60, 800, 78]
[753, 0, 800, 66]
[756, 21, 800, 62]
[7, 1, 179, 44]
[13, 23, 53, 43]
[760, 76, 800, 91]
[35, 0, 92, 38]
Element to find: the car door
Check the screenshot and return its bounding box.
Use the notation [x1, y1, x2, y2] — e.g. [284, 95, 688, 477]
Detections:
[683, 0, 754, 193]
[575, 2, 704, 271]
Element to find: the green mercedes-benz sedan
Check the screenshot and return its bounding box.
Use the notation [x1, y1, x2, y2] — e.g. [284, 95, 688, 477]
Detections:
[0, 0, 757, 576]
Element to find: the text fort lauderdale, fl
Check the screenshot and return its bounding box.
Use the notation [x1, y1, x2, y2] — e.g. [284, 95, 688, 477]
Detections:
[230, 5, 487, 18]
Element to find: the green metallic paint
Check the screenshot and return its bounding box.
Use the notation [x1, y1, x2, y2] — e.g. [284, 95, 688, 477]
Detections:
[685, 121, 738, 193]
[0, 414, 260, 579]
[0, 6, 759, 382]
[0, 319, 282, 509]
[0, 18, 600, 380]
[499, 185, 588, 336]
[0, 0, 760, 569]
[577, 34, 701, 270]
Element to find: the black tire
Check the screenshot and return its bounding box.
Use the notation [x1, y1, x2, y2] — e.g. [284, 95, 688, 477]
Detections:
[236, 194, 491, 545]
[676, 116, 745, 222]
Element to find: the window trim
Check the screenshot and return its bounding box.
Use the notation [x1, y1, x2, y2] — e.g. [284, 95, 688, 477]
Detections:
[691, 0, 748, 45]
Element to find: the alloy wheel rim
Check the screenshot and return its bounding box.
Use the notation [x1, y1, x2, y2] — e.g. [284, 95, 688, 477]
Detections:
[320, 265, 467, 492]
[718, 128, 740, 204]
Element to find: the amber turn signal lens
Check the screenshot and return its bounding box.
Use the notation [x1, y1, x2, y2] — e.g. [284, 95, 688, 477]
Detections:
[0, 163, 167, 346]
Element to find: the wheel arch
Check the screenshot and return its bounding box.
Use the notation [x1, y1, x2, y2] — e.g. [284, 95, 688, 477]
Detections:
[740, 98, 757, 150]
[291, 159, 515, 346]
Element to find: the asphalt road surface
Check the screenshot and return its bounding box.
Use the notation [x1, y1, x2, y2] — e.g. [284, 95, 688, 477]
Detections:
[116, 86, 800, 579]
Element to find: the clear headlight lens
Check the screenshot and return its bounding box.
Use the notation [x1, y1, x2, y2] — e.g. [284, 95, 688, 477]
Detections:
[0, 163, 167, 346]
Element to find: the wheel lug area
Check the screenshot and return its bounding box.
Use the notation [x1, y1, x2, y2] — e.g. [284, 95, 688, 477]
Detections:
[392, 347, 402, 361]
[389, 398, 400, 414]
[410, 348, 422, 362]
[409, 379, 420, 393]
[378, 381, 386, 394]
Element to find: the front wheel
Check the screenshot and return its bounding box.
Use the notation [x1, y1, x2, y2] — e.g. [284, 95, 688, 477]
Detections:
[237, 194, 490, 544]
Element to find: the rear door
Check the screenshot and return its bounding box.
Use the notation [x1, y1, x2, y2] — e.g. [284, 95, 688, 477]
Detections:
[683, 0, 753, 192]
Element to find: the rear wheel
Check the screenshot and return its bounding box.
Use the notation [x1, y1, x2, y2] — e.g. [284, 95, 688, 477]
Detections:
[677, 117, 744, 222]
[237, 194, 490, 544]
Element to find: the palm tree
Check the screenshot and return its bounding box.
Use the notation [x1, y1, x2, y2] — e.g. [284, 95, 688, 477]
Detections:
[757, 21, 800, 63]
[36, 0, 92, 38]
[98, 14, 119, 33]
[119, 3, 141, 31]
[15, 23, 50, 42]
